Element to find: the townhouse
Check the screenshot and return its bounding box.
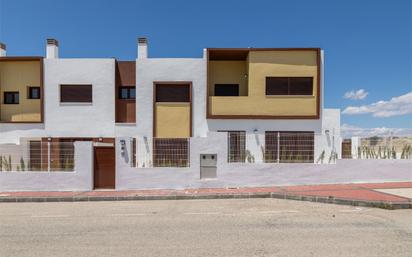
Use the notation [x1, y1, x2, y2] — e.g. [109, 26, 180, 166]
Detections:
[0, 38, 341, 191]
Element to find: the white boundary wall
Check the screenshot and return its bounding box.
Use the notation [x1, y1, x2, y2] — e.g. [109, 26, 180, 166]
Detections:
[0, 142, 93, 191]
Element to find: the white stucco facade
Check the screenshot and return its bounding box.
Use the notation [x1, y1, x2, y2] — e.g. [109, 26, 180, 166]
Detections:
[0, 39, 343, 191]
[132, 46, 338, 167]
[135, 55, 208, 138]
[0, 58, 116, 143]
[44, 58, 116, 137]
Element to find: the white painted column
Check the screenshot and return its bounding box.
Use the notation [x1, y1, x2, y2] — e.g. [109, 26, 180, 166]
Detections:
[0, 42, 6, 57]
[245, 132, 265, 163]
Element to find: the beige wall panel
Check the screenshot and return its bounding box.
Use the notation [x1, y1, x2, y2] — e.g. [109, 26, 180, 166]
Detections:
[208, 61, 248, 96]
[155, 103, 190, 138]
[0, 61, 41, 122]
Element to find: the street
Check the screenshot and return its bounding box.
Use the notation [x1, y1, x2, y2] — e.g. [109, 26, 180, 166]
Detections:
[0, 199, 411, 257]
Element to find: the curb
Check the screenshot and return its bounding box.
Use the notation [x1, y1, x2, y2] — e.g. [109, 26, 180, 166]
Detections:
[0, 192, 410, 209]
[269, 192, 411, 210]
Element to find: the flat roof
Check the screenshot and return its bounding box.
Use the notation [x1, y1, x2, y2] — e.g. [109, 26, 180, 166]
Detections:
[207, 48, 320, 61]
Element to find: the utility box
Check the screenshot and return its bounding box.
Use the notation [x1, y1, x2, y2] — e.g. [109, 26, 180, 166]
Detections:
[200, 154, 217, 179]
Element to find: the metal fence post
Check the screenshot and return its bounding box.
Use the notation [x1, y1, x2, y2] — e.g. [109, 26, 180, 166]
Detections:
[47, 141, 51, 172]
[277, 132, 280, 164]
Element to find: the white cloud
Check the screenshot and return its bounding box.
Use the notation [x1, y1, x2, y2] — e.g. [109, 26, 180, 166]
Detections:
[341, 123, 412, 138]
[343, 89, 368, 100]
[342, 92, 412, 117]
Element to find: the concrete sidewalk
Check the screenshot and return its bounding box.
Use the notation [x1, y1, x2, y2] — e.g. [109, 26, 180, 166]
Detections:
[1, 182, 411, 209]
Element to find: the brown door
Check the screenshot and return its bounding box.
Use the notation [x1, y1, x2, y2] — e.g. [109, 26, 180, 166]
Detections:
[94, 146, 115, 189]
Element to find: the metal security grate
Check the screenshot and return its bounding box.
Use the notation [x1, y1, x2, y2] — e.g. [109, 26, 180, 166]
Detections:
[264, 131, 279, 163]
[227, 131, 246, 163]
[153, 138, 190, 167]
[265, 131, 314, 163]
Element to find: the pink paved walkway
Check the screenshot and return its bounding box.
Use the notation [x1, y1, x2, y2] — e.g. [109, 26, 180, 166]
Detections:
[1, 182, 411, 205]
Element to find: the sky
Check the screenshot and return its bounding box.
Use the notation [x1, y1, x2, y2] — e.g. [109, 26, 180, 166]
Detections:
[0, 0, 411, 137]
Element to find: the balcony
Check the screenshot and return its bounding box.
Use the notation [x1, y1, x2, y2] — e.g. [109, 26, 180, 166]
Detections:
[0, 57, 43, 123]
[207, 48, 320, 119]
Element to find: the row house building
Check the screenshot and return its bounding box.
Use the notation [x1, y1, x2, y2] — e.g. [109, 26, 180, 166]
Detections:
[0, 38, 341, 191]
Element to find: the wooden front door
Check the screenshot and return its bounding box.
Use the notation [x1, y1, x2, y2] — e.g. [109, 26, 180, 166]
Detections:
[94, 146, 115, 189]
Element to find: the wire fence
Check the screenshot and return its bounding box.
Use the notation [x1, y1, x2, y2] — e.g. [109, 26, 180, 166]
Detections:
[227, 131, 319, 164]
[356, 145, 412, 159]
[0, 141, 75, 172]
[342, 136, 412, 160]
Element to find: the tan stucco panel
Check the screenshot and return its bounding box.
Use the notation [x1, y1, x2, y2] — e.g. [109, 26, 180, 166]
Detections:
[208, 50, 319, 117]
[208, 61, 248, 96]
[210, 96, 317, 116]
[155, 103, 191, 138]
[248, 51, 318, 97]
[0, 61, 41, 122]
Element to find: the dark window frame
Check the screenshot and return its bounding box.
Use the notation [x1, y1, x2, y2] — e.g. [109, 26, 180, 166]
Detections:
[3, 91, 19, 104]
[118, 86, 136, 100]
[155, 84, 190, 103]
[214, 84, 240, 96]
[60, 84, 93, 103]
[28, 86, 41, 99]
[266, 77, 313, 96]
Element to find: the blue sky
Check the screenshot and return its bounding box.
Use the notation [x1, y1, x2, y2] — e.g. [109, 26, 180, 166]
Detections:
[0, 0, 411, 135]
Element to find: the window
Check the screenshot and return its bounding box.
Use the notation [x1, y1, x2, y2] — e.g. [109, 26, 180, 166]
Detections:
[266, 78, 289, 95]
[289, 78, 313, 95]
[227, 131, 246, 163]
[119, 87, 136, 100]
[60, 85, 92, 103]
[214, 84, 240, 96]
[266, 77, 313, 96]
[4, 92, 19, 104]
[155, 84, 190, 102]
[28, 87, 41, 99]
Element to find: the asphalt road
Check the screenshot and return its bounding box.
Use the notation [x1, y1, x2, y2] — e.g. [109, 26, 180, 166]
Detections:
[0, 199, 411, 257]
